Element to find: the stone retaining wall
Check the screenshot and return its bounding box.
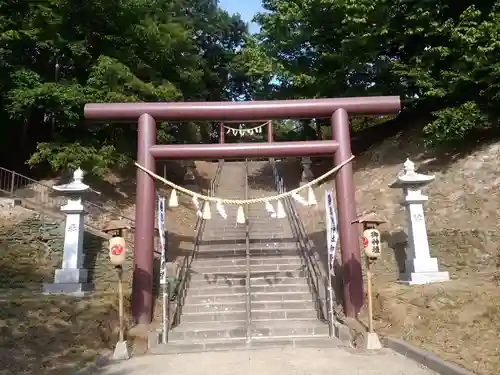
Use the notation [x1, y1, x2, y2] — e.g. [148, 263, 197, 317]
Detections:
[0, 210, 135, 294]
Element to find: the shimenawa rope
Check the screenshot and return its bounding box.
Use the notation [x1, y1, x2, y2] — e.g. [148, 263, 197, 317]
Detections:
[222, 120, 271, 134]
[135, 155, 355, 205]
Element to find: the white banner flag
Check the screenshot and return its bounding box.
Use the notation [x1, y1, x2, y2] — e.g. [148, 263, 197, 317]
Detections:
[325, 189, 338, 275]
[158, 196, 166, 285]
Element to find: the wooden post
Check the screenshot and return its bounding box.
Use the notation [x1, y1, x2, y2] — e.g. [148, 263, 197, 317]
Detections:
[352, 212, 386, 350]
[365, 255, 374, 333]
[117, 265, 124, 342]
[103, 219, 131, 360]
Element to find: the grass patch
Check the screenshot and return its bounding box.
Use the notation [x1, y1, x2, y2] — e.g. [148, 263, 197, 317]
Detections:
[0, 293, 130, 375]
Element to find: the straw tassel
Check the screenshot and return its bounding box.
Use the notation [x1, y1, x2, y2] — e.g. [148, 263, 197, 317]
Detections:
[276, 200, 286, 218]
[202, 201, 211, 220]
[168, 189, 178, 207]
[307, 186, 317, 206]
[216, 200, 227, 219]
[236, 206, 246, 224]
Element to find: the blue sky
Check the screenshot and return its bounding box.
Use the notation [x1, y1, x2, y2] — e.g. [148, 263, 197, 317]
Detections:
[218, 0, 264, 33]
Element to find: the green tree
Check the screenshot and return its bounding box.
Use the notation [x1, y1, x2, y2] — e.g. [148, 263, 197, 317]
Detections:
[0, 0, 252, 174]
[256, 0, 500, 145]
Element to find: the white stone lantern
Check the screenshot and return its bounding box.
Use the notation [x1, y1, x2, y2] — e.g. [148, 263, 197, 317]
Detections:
[183, 161, 196, 183]
[390, 159, 449, 285]
[300, 156, 314, 186]
[43, 168, 93, 295]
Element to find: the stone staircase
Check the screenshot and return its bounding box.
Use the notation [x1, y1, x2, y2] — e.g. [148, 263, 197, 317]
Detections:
[152, 160, 342, 352]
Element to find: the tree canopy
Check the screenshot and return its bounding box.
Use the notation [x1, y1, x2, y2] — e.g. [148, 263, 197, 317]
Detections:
[1, 0, 499, 174]
[256, 0, 500, 144]
[0, 0, 258, 173]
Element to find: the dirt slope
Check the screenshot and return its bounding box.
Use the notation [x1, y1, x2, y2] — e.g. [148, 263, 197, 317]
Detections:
[286, 129, 500, 375]
[0, 161, 217, 374]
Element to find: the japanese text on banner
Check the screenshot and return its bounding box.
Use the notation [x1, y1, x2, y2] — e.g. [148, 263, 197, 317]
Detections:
[158, 197, 166, 285]
[325, 190, 338, 275]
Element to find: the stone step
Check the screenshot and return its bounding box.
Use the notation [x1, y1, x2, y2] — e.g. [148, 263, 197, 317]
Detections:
[190, 263, 305, 274]
[170, 322, 246, 341]
[251, 291, 314, 302]
[189, 267, 306, 278]
[199, 230, 246, 235]
[186, 291, 314, 305]
[194, 246, 300, 259]
[179, 310, 246, 323]
[252, 320, 329, 340]
[182, 301, 246, 314]
[172, 319, 327, 333]
[247, 230, 294, 236]
[188, 270, 308, 286]
[197, 240, 298, 248]
[186, 283, 311, 296]
[200, 235, 297, 243]
[149, 336, 345, 355]
[247, 220, 292, 225]
[168, 319, 329, 342]
[246, 223, 293, 229]
[185, 293, 246, 305]
[183, 300, 316, 315]
[249, 234, 296, 240]
[180, 308, 319, 323]
[191, 255, 303, 267]
[181, 238, 298, 249]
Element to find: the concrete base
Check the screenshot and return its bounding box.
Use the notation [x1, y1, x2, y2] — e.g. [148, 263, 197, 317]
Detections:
[333, 321, 353, 343]
[148, 330, 162, 349]
[399, 256, 450, 285]
[112, 340, 130, 361]
[54, 268, 88, 283]
[398, 271, 449, 285]
[364, 332, 382, 350]
[405, 257, 441, 274]
[43, 282, 94, 296]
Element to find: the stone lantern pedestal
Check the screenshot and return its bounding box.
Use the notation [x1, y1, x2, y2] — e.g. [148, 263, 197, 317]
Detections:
[300, 157, 314, 186]
[390, 159, 449, 285]
[43, 168, 94, 296]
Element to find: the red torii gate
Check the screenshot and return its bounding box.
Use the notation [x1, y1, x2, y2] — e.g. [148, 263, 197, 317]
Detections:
[84, 97, 401, 325]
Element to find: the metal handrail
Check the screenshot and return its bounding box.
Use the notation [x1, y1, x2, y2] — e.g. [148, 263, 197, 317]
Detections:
[0, 166, 159, 237]
[286, 195, 332, 329]
[244, 159, 252, 342]
[169, 159, 224, 329]
[269, 158, 332, 334]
